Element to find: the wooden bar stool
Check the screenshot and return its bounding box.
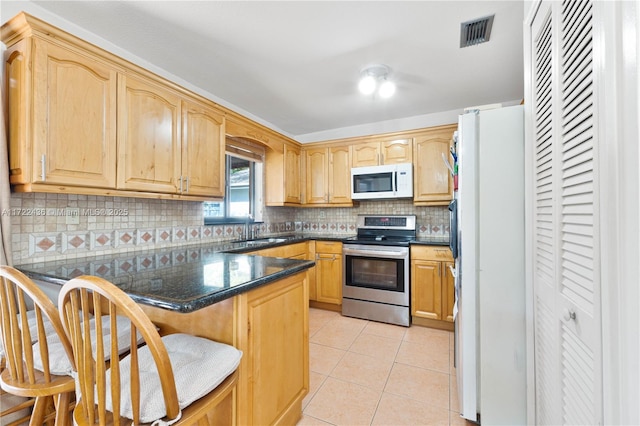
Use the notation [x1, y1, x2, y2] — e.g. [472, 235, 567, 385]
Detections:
[0, 266, 76, 426]
[58, 275, 241, 425]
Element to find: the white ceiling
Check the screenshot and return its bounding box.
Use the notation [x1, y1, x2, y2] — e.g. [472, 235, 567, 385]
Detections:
[1, 1, 524, 142]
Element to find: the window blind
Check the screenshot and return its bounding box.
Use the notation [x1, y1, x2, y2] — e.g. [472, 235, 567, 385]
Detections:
[225, 136, 265, 162]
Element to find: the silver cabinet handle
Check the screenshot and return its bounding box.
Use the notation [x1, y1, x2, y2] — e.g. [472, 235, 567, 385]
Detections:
[316, 254, 337, 261]
[41, 154, 46, 181]
[185, 176, 190, 192]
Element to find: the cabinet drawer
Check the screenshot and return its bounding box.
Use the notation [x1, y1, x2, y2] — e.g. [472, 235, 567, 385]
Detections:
[280, 242, 308, 258]
[411, 245, 453, 262]
[314, 241, 342, 254]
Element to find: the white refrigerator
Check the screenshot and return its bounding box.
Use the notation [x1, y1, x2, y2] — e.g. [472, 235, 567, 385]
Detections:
[453, 105, 527, 424]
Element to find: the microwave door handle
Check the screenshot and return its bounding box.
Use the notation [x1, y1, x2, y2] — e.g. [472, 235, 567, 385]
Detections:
[394, 171, 398, 193]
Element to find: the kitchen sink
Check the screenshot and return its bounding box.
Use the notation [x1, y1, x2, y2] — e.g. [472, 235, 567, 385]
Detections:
[244, 238, 288, 246]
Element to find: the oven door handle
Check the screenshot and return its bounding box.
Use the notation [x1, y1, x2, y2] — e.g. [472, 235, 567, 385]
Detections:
[343, 248, 407, 259]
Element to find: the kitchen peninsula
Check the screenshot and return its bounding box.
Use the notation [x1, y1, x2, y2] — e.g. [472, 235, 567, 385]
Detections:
[18, 244, 315, 425]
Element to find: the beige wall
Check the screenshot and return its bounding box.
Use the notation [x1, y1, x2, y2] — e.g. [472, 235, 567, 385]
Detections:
[8, 193, 448, 265]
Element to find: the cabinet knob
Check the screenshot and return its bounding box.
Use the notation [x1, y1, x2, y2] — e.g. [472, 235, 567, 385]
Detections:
[563, 308, 576, 321]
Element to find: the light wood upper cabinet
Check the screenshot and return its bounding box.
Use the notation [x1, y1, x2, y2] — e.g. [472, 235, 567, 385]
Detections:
[117, 74, 226, 197]
[2, 13, 226, 200]
[328, 146, 352, 204]
[351, 142, 379, 167]
[382, 139, 413, 164]
[117, 73, 182, 193]
[303, 145, 352, 206]
[265, 143, 301, 206]
[285, 145, 302, 204]
[352, 139, 412, 167]
[413, 125, 456, 205]
[181, 101, 225, 197]
[304, 148, 328, 204]
[5, 35, 118, 189]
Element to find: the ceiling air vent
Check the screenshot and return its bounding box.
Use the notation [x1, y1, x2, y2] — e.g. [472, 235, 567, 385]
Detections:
[460, 14, 494, 48]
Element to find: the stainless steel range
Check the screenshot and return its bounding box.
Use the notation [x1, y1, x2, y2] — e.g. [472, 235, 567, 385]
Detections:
[342, 214, 416, 326]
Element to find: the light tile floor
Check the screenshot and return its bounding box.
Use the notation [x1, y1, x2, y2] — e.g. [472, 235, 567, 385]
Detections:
[298, 308, 472, 426]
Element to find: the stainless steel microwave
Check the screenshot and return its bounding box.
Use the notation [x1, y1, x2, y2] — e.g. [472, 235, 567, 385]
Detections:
[350, 163, 413, 200]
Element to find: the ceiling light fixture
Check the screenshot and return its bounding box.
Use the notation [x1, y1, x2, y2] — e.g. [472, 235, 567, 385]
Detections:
[358, 64, 396, 98]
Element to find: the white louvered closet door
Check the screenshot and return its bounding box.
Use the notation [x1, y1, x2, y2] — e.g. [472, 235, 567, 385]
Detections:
[529, 0, 602, 424]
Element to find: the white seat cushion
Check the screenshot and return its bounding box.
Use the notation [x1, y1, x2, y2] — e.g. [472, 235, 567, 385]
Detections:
[0, 310, 55, 358]
[33, 315, 138, 376]
[104, 333, 242, 423]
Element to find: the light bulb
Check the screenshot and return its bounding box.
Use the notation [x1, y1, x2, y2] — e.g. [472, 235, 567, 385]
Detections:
[358, 75, 376, 95]
[378, 80, 396, 98]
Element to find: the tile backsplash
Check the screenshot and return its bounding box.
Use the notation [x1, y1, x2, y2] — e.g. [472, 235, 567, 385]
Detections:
[8, 194, 449, 265]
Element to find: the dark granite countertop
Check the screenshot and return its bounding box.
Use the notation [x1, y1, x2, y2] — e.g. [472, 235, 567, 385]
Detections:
[410, 238, 450, 246]
[17, 245, 314, 313]
[17, 232, 448, 313]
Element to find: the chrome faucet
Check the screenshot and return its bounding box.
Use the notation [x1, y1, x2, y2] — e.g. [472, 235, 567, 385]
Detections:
[244, 215, 255, 240]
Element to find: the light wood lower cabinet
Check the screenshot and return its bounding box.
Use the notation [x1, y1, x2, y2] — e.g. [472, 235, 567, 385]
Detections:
[311, 241, 343, 307]
[141, 271, 309, 426]
[236, 273, 309, 425]
[410, 245, 454, 330]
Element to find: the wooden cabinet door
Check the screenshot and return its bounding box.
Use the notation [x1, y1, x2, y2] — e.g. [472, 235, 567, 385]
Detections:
[381, 138, 413, 164]
[315, 242, 343, 305]
[307, 242, 317, 302]
[237, 273, 309, 426]
[32, 39, 117, 187]
[413, 127, 455, 204]
[284, 145, 301, 203]
[328, 145, 352, 203]
[316, 254, 342, 304]
[352, 142, 380, 167]
[181, 101, 225, 197]
[117, 73, 181, 193]
[411, 259, 442, 320]
[305, 148, 328, 204]
[443, 261, 455, 322]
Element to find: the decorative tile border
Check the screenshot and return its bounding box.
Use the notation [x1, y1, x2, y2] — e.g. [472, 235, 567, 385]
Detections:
[114, 230, 136, 248]
[89, 231, 113, 250]
[61, 232, 88, 253]
[156, 228, 172, 244]
[28, 233, 59, 256]
[20, 219, 447, 263]
[136, 229, 155, 246]
[187, 226, 201, 241]
[172, 227, 187, 243]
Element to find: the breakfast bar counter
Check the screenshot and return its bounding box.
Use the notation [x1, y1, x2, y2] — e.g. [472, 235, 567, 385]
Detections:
[17, 244, 314, 426]
[17, 244, 314, 312]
